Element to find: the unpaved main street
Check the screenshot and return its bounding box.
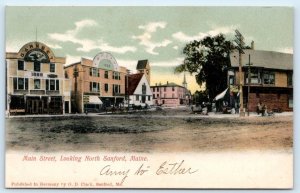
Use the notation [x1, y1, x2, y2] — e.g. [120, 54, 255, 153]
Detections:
[6, 107, 293, 152]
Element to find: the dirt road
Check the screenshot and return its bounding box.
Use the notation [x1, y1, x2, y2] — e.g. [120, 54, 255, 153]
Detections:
[5, 108, 293, 152]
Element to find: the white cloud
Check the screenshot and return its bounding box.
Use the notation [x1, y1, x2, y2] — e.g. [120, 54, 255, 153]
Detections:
[151, 57, 184, 67]
[132, 21, 172, 55]
[172, 25, 237, 42]
[46, 43, 62, 49]
[48, 19, 136, 54]
[278, 47, 293, 54]
[173, 45, 179, 50]
[65, 54, 82, 65]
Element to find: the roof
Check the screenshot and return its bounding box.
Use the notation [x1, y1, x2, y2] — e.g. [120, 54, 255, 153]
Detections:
[126, 73, 144, 95]
[230, 49, 293, 70]
[136, 60, 149, 70]
[150, 82, 185, 88]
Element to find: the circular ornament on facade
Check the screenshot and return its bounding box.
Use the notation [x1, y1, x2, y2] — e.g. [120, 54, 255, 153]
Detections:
[92, 52, 119, 71]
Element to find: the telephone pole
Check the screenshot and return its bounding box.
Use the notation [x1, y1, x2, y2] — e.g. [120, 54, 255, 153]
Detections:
[234, 30, 245, 117]
[246, 54, 253, 116]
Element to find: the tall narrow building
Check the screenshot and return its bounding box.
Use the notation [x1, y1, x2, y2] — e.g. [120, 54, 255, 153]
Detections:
[136, 60, 151, 84]
[182, 73, 187, 89]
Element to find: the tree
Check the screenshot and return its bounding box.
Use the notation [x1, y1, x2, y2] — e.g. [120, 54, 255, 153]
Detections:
[175, 34, 234, 100]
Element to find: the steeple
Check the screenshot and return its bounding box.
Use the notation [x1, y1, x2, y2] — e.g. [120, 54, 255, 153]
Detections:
[182, 73, 187, 89]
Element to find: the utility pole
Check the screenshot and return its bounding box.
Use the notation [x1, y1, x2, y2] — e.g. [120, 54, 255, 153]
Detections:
[234, 30, 245, 117]
[73, 66, 79, 113]
[246, 54, 253, 116]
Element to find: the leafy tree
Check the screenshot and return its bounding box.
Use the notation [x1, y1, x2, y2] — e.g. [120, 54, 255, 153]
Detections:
[175, 34, 234, 100]
[193, 90, 209, 104]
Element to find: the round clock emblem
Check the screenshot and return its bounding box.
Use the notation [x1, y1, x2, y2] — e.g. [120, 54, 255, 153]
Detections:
[92, 52, 119, 71]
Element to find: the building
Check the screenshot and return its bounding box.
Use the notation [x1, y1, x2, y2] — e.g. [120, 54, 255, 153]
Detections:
[151, 77, 191, 107]
[6, 41, 72, 115]
[228, 49, 293, 112]
[136, 59, 151, 84]
[125, 73, 153, 107]
[64, 52, 128, 113]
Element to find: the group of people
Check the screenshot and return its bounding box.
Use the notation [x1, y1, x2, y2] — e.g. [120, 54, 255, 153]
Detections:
[256, 102, 268, 116]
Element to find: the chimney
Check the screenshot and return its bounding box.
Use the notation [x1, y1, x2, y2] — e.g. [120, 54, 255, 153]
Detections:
[167, 81, 169, 85]
[251, 41, 254, 50]
[155, 83, 157, 86]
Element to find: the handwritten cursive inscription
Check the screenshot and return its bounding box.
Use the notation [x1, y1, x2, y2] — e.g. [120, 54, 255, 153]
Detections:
[156, 160, 198, 175]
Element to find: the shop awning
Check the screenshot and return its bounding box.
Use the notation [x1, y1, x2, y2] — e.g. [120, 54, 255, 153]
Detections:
[89, 96, 103, 104]
[214, 88, 228, 101]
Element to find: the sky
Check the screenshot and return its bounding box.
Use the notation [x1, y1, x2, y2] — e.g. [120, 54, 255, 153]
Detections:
[5, 6, 293, 94]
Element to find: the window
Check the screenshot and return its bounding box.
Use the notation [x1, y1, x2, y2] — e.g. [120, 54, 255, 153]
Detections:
[287, 72, 293, 86]
[263, 71, 275, 85]
[104, 83, 109, 92]
[90, 68, 99, 77]
[46, 79, 59, 91]
[229, 75, 234, 85]
[113, 72, 120, 80]
[113, 84, 120, 94]
[157, 87, 159, 92]
[34, 61, 41, 72]
[164, 94, 166, 98]
[50, 80, 55, 90]
[50, 63, 55, 72]
[136, 95, 139, 101]
[18, 60, 24, 70]
[90, 82, 100, 92]
[105, 71, 109, 79]
[245, 68, 261, 84]
[157, 94, 159, 97]
[13, 78, 28, 90]
[172, 87, 175, 91]
[142, 83, 146, 95]
[148, 96, 151, 101]
[172, 93, 175, 98]
[34, 79, 41, 89]
[153, 94, 155, 99]
[289, 95, 293, 108]
[164, 87, 166, 92]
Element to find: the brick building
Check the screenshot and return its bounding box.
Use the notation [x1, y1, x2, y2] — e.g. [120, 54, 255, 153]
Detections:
[228, 49, 293, 112]
[64, 52, 128, 113]
[151, 77, 191, 107]
[6, 41, 72, 115]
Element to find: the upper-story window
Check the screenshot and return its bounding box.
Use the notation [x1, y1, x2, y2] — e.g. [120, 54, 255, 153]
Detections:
[113, 72, 120, 80]
[13, 78, 28, 90]
[104, 83, 109, 92]
[172, 87, 175, 91]
[34, 61, 41, 72]
[164, 87, 166, 92]
[105, 71, 109, 79]
[90, 82, 100, 92]
[245, 68, 261, 84]
[46, 79, 59, 91]
[113, 84, 121, 94]
[263, 71, 275, 85]
[34, 79, 41, 89]
[50, 63, 55, 73]
[90, 68, 100, 77]
[18, 60, 24, 70]
[142, 83, 146, 95]
[287, 71, 293, 86]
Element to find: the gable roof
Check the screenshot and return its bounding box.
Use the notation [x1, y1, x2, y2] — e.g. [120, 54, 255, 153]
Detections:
[136, 60, 149, 70]
[230, 50, 293, 70]
[126, 73, 144, 95]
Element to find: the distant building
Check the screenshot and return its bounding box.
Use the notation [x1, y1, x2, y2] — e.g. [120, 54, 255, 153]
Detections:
[125, 73, 153, 107]
[64, 52, 128, 113]
[228, 48, 293, 112]
[151, 75, 191, 107]
[136, 59, 151, 84]
[6, 41, 72, 115]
